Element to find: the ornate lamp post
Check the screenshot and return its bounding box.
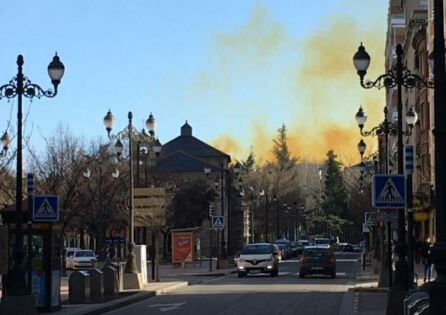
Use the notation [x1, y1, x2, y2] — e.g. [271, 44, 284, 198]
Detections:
[353, 42, 431, 313]
[103, 110, 160, 274]
[0, 54, 64, 312]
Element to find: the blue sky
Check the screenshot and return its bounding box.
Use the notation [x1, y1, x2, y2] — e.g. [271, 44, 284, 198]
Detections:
[0, 0, 388, 163]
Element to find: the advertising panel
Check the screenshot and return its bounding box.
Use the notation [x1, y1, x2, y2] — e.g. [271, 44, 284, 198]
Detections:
[171, 231, 194, 264]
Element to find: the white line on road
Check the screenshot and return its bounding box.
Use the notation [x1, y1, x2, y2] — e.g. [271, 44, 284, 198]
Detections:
[148, 302, 188, 312]
[280, 259, 359, 263]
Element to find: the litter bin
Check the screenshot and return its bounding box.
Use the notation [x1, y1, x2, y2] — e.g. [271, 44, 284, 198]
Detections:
[69, 271, 91, 304]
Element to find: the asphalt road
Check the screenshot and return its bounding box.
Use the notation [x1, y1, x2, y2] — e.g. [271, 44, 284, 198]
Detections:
[105, 253, 360, 315]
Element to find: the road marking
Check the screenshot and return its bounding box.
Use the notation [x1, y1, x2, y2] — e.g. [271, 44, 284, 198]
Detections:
[353, 292, 359, 313]
[280, 259, 359, 263]
[148, 302, 187, 312]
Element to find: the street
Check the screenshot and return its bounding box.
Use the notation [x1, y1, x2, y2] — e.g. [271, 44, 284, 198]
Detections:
[105, 253, 360, 315]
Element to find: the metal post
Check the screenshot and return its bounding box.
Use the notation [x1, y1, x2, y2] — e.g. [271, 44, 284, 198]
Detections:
[428, 1, 446, 313]
[388, 221, 393, 289]
[407, 173, 414, 288]
[27, 173, 34, 294]
[209, 228, 213, 272]
[265, 194, 269, 242]
[220, 165, 225, 259]
[386, 44, 409, 315]
[276, 201, 280, 240]
[124, 111, 137, 273]
[6, 56, 28, 296]
[151, 231, 155, 280]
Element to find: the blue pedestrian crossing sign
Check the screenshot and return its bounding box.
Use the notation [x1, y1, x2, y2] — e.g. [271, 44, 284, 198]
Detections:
[33, 196, 59, 222]
[372, 175, 406, 209]
[211, 216, 224, 230]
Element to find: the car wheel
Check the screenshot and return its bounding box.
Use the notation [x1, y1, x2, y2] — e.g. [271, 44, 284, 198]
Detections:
[299, 272, 305, 278]
[238, 272, 246, 278]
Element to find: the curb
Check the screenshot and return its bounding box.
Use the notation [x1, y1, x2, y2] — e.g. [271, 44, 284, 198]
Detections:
[82, 291, 156, 315]
[169, 269, 236, 277]
[59, 282, 188, 315]
[353, 287, 389, 293]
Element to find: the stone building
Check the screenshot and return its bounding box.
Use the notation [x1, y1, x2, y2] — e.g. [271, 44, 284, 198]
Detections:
[155, 122, 244, 258]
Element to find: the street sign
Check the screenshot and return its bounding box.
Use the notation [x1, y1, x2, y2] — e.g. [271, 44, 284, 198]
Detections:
[362, 223, 370, 233]
[33, 196, 59, 222]
[377, 210, 398, 225]
[372, 175, 406, 209]
[364, 212, 379, 226]
[405, 145, 414, 175]
[211, 216, 224, 230]
[133, 187, 166, 227]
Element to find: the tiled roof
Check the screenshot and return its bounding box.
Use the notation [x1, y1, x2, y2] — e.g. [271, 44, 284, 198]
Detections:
[162, 122, 230, 160]
[156, 151, 221, 172]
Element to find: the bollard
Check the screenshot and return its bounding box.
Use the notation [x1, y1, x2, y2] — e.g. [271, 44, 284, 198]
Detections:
[103, 266, 119, 296]
[88, 269, 104, 300]
[69, 271, 91, 304]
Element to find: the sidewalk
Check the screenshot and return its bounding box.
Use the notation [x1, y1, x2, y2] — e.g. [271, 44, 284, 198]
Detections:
[352, 262, 388, 315]
[414, 262, 437, 287]
[50, 260, 233, 314]
[48, 281, 188, 315]
[157, 259, 236, 278]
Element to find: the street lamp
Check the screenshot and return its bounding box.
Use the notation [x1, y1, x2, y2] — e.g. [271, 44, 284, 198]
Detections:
[353, 42, 433, 310]
[103, 109, 160, 274]
[355, 106, 417, 138]
[0, 54, 64, 311]
[357, 139, 367, 159]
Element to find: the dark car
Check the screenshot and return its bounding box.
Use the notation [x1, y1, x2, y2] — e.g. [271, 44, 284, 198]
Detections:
[299, 246, 336, 278]
[343, 244, 354, 252]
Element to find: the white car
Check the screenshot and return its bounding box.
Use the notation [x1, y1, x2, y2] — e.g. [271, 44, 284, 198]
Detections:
[65, 247, 81, 269]
[237, 243, 279, 277]
[71, 250, 97, 269]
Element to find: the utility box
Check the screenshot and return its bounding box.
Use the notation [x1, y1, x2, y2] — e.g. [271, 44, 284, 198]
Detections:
[89, 269, 104, 300]
[103, 266, 118, 296]
[69, 271, 91, 304]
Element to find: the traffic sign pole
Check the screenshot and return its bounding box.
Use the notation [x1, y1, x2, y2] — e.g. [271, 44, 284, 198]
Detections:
[405, 145, 415, 288]
[27, 173, 34, 294]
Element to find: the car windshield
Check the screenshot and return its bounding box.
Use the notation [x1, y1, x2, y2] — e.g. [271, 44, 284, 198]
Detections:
[315, 239, 330, 245]
[304, 249, 330, 258]
[75, 251, 95, 257]
[241, 245, 273, 255]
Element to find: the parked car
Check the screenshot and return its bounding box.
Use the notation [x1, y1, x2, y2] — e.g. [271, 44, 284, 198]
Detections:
[237, 243, 279, 277]
[314, 237, 331, 247]
[65, 247, 81, 269]
[297, 240, 310, 255]
[342, 244, 355, 252]
[71, 250, 97, 269]
[289, 241, 299, 257]
[299, 246, 336, 279]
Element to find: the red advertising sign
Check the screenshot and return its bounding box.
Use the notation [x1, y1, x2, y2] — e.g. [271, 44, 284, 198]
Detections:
[172, 232, 194, 263]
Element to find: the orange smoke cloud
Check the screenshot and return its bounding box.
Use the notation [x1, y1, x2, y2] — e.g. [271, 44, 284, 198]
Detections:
[205, 5, 385, 165]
